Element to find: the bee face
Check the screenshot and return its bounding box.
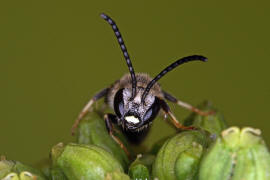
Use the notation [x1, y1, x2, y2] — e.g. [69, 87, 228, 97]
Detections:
[113, 87, 161, 132]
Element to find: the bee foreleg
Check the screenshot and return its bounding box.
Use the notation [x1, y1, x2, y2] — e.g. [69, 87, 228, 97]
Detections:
[104, 113, 130, 158]
[160, 99, 195, 130]
[162, 90, 214, 116]
[71, 88, 109, 135]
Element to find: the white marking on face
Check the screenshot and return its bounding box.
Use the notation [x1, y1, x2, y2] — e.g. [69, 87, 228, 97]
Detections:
[134, 94, 141, 104]
[125, 116, 140, 124]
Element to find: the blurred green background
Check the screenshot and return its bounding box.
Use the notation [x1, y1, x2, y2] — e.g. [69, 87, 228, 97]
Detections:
[1, 0, 269, 165]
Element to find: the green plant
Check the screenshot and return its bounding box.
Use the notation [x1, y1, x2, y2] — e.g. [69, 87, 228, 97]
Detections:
[1, 101, 270, 180]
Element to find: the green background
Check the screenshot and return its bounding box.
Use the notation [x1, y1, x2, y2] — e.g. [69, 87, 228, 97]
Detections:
[1, 0, 269, 165]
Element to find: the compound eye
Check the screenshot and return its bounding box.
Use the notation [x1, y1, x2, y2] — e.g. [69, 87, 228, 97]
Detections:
[143, 97, 161, 122]
[114, 88, 125, 117]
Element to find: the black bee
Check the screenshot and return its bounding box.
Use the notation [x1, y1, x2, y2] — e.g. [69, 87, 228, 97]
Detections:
[72, 13, 209, 155]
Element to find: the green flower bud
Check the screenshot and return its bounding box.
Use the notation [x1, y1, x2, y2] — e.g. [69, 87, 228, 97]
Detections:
[105, 171, 130, 180]
[51, 142, 124, 180]
[129, 164, 149, 180]
[13, 162, 46, 180]
[174, 143, 203, 180]
[128, 154, 155, 180]
[0, 157, 14, 178]
[77, 112, 129, 169]
[152, 130, 208, 180]
[199, 127, 270, 180]
[2, 171, 43, 180]
[184, 101, 227, 136]
[2, 173, 19, 180]
[0, 157, 46, 180]
[19, 171, 37, 180]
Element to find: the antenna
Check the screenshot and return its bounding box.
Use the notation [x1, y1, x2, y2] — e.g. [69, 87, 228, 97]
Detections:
[141, 55, 207, 102]
[101, 13, 137, 99]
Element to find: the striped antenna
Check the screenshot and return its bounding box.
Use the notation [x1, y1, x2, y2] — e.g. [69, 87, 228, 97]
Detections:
[141, 55, 207, 103]
[101, 13, 137, 99]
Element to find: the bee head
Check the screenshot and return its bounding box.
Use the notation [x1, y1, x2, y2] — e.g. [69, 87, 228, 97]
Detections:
[113, 88, 160, 132]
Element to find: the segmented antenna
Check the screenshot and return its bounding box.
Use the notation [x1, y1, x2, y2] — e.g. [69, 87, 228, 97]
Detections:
[100, 13, 137, 99]
[141, 55, 207, 103]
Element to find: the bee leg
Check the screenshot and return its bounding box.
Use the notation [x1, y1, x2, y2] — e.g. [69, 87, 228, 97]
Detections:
[160, 99, 195, 130]
[104, 113, 131, 158]
[71, 88, 109, 135]
[162, 90, 214, 116]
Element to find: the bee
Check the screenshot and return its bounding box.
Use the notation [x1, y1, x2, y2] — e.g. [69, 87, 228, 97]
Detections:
[72, 13, 210, 156]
